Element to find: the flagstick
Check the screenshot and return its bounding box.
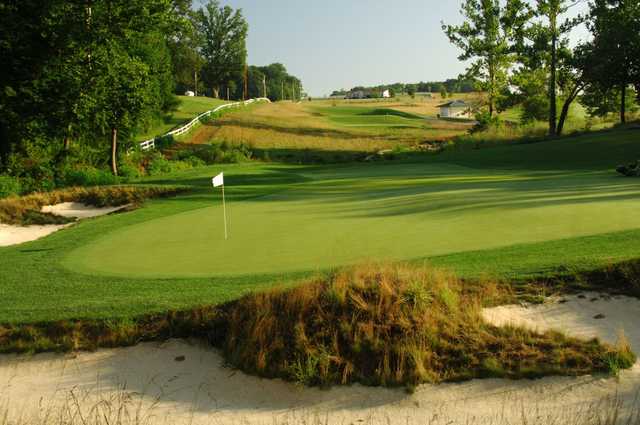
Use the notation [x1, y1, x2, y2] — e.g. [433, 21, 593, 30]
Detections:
[222, 183, 228, 240]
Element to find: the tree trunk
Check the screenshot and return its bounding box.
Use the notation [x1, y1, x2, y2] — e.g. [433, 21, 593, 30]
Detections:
[213, 87, 219, 99]
[110, 127, 118, 176]
[63, 135, 70, 151]
[620, 80, 627, 124]
[556, 83, 582, 136]
[548, 14, 558, 137]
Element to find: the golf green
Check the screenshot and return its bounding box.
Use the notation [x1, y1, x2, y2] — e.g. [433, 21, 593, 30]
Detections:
[64, 161, 640, 278]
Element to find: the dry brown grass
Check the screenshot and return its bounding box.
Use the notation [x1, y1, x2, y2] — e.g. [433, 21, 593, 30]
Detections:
[219, 262, 635, 388]
[316, 92, 484, 118]
[189, 102, 399, 159]
[0, 186, 183, 225]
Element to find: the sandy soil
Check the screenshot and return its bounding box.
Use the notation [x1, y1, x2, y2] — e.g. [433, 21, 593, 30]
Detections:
[0, 203, 129, 247]
[41, 202, 130, 219]
[0, 293, 638, 424]
[0, 223, 71, 247]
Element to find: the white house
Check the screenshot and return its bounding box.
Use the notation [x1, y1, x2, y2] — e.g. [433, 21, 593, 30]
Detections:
[437, 100, 472, 119]
[382, 89, 391, 98]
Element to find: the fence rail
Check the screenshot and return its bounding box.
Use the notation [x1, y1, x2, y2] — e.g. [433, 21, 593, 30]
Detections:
[139, 97, 271, 151]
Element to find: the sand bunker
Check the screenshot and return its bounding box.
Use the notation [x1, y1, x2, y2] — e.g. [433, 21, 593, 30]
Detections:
[0, 293, 638, 424]
[41, 202, 130, 219]
[0, 203, 130, 247]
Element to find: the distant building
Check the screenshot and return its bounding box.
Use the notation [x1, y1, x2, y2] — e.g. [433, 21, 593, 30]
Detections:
[382, 89, 391, 98]
[437, 100, 472, 119]
[184, 90, 195, 97]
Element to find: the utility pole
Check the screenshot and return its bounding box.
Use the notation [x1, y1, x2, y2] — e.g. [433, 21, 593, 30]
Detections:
[194, 71, 198, 96]
[243, 63, 248, 101]
[262, 75, 267, 98]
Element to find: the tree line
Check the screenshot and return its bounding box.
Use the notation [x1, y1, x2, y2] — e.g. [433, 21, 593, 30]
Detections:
[443, 0, 640, 136]
[0, 0, 302, 178]
[330, 78, 476, 98]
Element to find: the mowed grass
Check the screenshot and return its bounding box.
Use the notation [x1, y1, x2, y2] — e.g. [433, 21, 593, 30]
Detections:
[1, 124, 639, 324]
[136, 95, 227, 140]
[187, 101, 471, 163]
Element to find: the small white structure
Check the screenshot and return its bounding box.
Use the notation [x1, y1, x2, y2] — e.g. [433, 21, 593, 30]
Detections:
[382, 89, 391, 98]
[184, 90, 195, 97]
[437, 100, 472, 119]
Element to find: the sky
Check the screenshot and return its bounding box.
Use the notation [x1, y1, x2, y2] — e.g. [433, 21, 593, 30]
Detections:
[196, 0, 591, 97]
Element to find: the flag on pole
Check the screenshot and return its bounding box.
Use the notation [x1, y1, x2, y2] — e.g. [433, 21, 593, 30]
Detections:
[212, 172, 224, 187]
[212, 172, 228, 240]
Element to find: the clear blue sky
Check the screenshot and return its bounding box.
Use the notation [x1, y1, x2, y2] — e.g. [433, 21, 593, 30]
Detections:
[197, 0, 590, 97]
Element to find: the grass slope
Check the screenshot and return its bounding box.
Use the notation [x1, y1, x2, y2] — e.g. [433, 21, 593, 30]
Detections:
[136, 95, 227, 140]
[0, 126, 639, 323]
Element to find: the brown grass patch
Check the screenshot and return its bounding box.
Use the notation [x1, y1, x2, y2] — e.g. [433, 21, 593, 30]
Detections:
[219, 263, 634, 388]
[0, 186, 184, 225]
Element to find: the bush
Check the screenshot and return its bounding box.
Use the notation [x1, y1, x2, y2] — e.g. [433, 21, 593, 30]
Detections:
[0, 175, 22, 199]
[470, 111, 501, 134]
[58, 166, 120, 187]
[616, 160, 640, 177]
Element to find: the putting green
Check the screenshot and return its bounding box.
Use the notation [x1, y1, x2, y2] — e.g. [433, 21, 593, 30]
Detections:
[64, 162, 640, 278]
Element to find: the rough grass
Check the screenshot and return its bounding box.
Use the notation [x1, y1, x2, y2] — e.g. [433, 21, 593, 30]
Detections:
[0, 186, 184, 225]
[0, 263, 634, 389]
[1, 387, 639, 425]
[217, 263, 635, 388]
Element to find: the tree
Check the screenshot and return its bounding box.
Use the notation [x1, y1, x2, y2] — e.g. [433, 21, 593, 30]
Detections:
[533, 0, 583, 135]
[195, 0, 248, 98]
[443, 0, 529, 116]
[582, 0, 640, 124]
[86, 42, 153, 175]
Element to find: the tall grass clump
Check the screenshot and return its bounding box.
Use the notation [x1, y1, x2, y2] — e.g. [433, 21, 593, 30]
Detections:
[0, 185, 184, 225]
[219, 263, 632, 388]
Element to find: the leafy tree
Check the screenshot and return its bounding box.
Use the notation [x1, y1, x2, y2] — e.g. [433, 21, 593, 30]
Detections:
[167, 3, 205, 95]
[195, 0, 248, 98]
[582, 0, 640, 124]
[443, 0, 529, 116]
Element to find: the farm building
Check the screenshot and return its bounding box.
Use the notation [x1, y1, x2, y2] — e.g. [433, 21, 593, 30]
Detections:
[382, 89, 391, 98]
[437, 100, 472, 119]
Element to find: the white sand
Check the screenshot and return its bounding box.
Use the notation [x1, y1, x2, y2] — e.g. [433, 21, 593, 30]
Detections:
[41, 202, 130, 219]
[0, 223, 71, 247]
[0, 203, 130, 247]
[0, 293, 638, 424]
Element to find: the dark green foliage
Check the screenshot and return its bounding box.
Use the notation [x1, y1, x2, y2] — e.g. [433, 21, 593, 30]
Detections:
[0, 175, 22, 199]
[195, 1, 248, 98]
[617, 160, 640, 177]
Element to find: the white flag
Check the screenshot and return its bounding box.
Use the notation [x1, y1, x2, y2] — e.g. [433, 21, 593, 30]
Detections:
[212, 172, 224, 187]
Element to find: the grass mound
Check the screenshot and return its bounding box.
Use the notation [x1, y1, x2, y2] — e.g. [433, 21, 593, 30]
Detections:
[0, 185, 184, 225]
[220, 263, 635, 388]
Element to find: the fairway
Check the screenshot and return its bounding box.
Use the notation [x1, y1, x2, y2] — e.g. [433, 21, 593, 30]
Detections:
[65, 144, 640, 278]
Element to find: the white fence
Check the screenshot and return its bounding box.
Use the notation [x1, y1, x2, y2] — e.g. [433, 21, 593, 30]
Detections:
[139, 97, 271, 151]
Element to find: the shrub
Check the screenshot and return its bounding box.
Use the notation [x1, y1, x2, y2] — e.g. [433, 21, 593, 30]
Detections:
[0, 175, 22, 199]
[58, 166, 120, 187]
[616, 160, 640, 177]
[470, 111, 501, 134]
